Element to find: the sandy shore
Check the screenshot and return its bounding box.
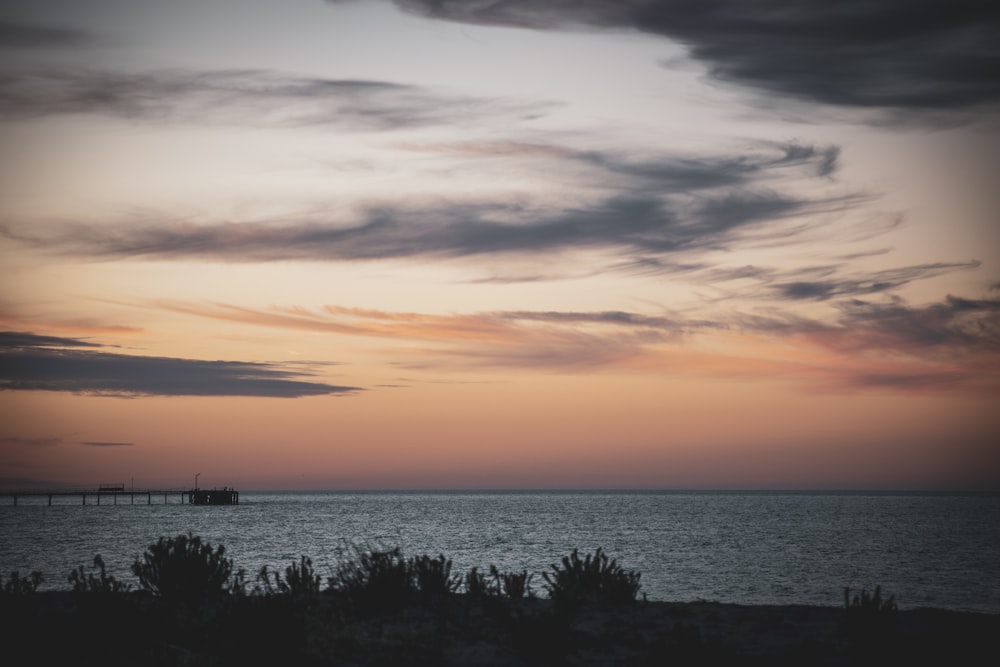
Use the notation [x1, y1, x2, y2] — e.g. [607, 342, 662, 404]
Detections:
[3, 592, 997, 665]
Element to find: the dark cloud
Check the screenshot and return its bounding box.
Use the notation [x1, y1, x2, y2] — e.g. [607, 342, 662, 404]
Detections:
[0, 68, 548, 128]
[0, 332, 361, 398]
[771, 261, 981, 301]
[834, 295, 1000, 352]
[0, 331, 100, 348]
[0, 20, 92, 49]
[1, 191, 832, 261]
[574, 141, 841, 187]
[1, 140, 857, 265]
[398, 139, 841, 187]
[502, 310, 681, 329]
[366, 0, 1000, 114]
[79, 441, 134, 447]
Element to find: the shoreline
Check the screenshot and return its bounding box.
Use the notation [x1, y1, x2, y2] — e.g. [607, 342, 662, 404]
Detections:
[5, 591, 998, 665]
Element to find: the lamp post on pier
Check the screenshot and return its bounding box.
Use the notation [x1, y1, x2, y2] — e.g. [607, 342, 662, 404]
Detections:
[195, 473, 200, 490]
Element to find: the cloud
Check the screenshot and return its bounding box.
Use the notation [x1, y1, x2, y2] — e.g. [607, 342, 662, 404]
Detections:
[364, 0, 1000, 114]
[0, 20, 93, 49]
[770, 261, 981, 300]
[157, 296, 1000, 392]
[79, 441, 134, 447]
[0, 332, 361, 397]
[830, 295, 1000, 353]
[0, 435, 63, 447]
[160, 301, 683, 370]
[1, 140, 860, 265]
[396, 139, 842, 185]
[0, 68, 549, 128]
[0, 331, 101, 348]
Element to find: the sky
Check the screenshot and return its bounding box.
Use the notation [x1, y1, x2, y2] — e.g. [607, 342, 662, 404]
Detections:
[1, 0, 998, 491]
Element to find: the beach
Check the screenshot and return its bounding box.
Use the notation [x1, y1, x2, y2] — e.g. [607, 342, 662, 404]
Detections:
[4, 591, 997, 666]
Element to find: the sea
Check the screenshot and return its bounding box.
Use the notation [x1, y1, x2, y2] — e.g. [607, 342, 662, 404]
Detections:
[1, 490, 998, 614]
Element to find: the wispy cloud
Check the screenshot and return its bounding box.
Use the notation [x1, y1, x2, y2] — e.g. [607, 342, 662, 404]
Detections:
[762, 261, 981, 301]
[2, 140, 862, 268]
[160, 302, 682, 370]
[0, 332, 361, 398]
[826, 295, 1000, 354]
[0, 20, 94, 49]
[365, 0, 1000, 116]
[158, 296, 1000, 394]
[0, 68, 549, 128]
[0, 435, 63, 447]
[393, 139, 843, 184]
[79, 441, 135, 447]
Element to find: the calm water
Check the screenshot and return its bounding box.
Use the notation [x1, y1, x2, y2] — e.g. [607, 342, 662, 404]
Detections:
[1, 491, 997, 613]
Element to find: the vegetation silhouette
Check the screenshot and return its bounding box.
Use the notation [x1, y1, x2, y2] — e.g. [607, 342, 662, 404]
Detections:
[131, 532, 235, 606]
[1, 535, 997, 666]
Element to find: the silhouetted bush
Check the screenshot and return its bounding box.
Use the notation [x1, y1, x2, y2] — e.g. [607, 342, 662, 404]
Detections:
[131, 533, 234, 606]
[844, 584, 899, 651]
[845, 585, 897, 615]
[490, 565, 534, 600]
[330, 546, 412, 608]
[256, 556, 322, 598]
[68, 555, 132, 594]
[464, 566, 493, 598]
[0, 570, 42, 595]
[411, 554, 461, 599]
[543, 548, 641, 607]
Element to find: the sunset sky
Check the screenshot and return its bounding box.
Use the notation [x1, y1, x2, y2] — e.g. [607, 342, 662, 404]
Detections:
[1, 0, 998, 491]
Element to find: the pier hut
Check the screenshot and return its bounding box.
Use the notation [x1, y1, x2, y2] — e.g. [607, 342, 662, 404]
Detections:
[186, 487, 239, 505]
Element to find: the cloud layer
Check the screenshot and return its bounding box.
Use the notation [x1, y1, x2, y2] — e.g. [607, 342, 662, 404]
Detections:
[368, 0, 1000, 114]
[0, 68, 548, 128]
[2, 140, 857, 267]
[157, 294, 1000, 394]
[0, 332, 360, 398]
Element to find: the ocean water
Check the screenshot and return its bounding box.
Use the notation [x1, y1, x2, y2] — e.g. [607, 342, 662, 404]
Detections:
[1, 491, 997, 613]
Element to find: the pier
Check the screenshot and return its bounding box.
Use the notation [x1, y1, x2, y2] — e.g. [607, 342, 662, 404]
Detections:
[0, 486, 239, 506]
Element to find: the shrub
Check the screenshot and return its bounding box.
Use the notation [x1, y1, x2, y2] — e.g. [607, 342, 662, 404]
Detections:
[330, 546, 412, 607]
[131, 533, 234, 605]
[1, 570, 43, 595]
[69, 555, 132, 594]
[490, 565, 534, 600]
[410, 554, 460, 599]
[844, 585, 899, 652]
[542, 548, 641, 607]
[464, 566, 493, 598]
[257, 557, 322, 597]
[844, 585, 897, 615]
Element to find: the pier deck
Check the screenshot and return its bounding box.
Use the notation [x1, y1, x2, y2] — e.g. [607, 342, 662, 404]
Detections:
[0, 487, 239, 506]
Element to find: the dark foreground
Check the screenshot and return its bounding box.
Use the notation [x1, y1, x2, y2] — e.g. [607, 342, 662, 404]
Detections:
[3, 592, 997, 666]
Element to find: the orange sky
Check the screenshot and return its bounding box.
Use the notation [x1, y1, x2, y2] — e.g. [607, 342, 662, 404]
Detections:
[1, 0, 998, 490]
